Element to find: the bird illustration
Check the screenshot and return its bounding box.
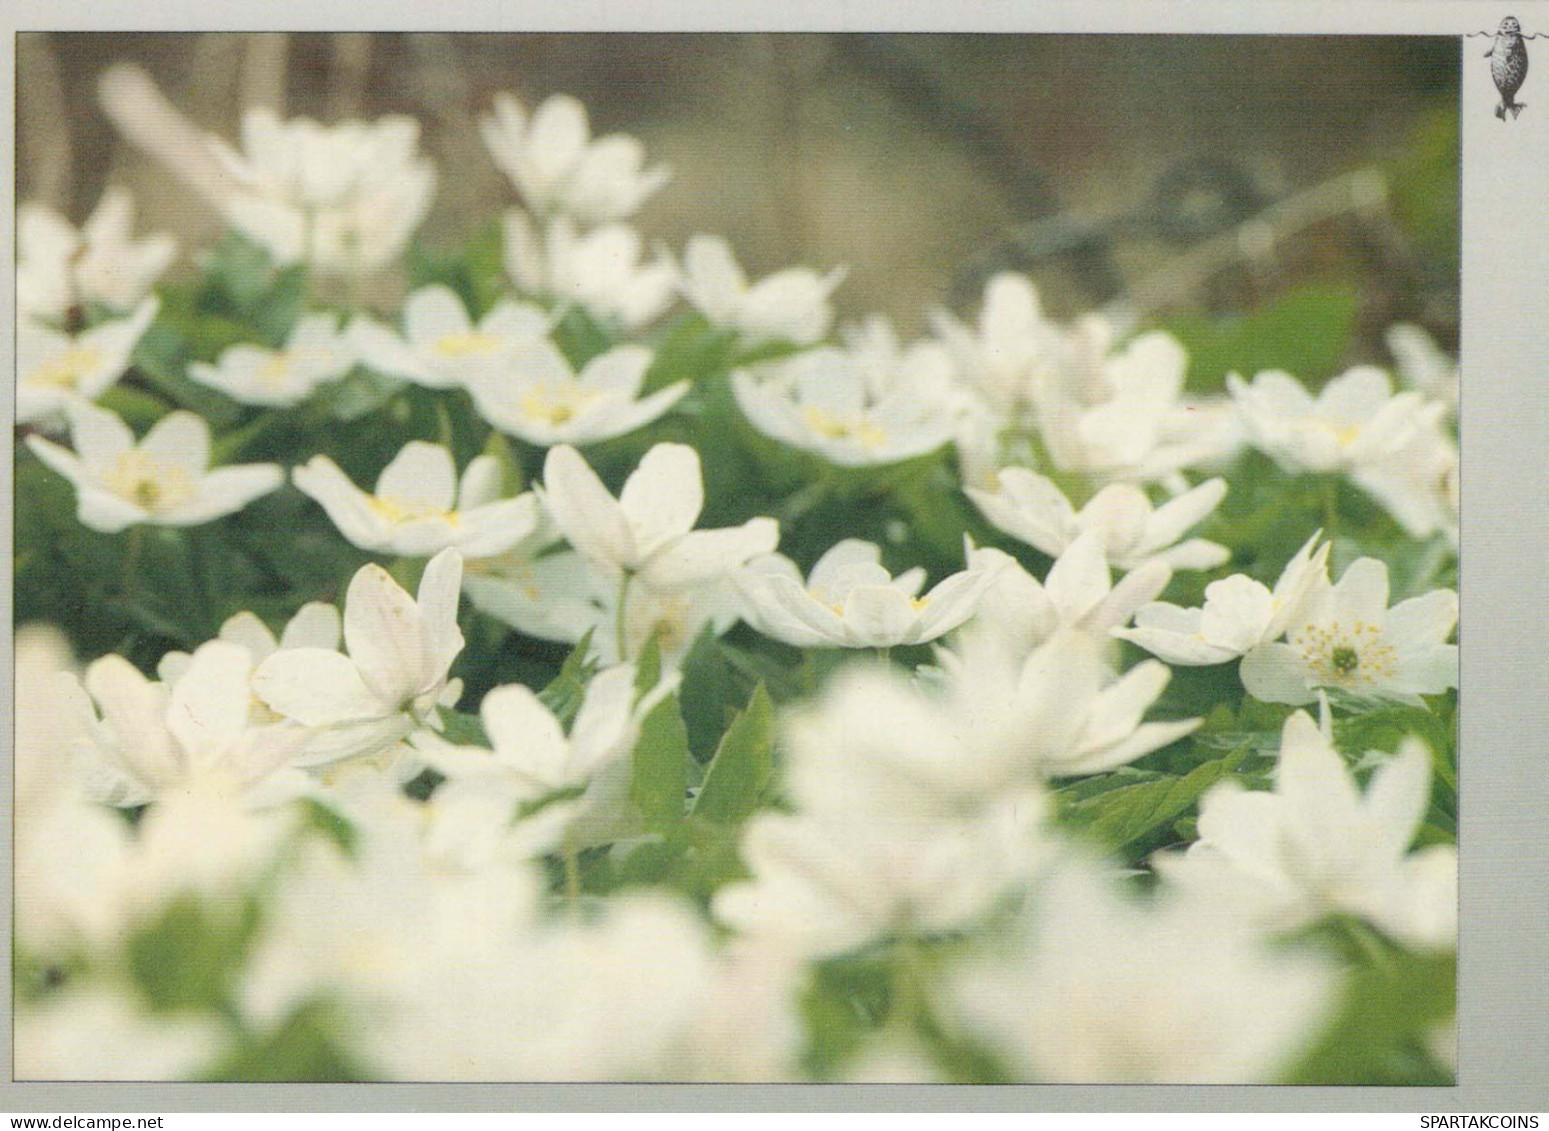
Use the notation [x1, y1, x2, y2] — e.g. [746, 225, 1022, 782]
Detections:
[1486, 16, 1531, 120]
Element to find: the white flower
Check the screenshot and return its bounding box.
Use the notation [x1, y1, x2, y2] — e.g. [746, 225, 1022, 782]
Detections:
[541, 443, 778, 590]
[931, 271, 1059, 423]
[18, 188, 176, 320]
[948, 862, 1337, 1083]
[738, 539, 996, 650]
[465, 340, 688, 447]
[1115, 531, 1332, 666]
[1349, 413, 1459, 544]
[17, 298, 158, 426]
[678, 234, 844, 347]
[1386, 323, 1458, 412]
[188, 312, 356, 407]
[205, 107, 437, 276]
[954, 533, 1172, 660]
[418, 662, 675, 852]
[504, 210, 677, 330]
[1239, 557, 1457, 707]
[1157, 710, 1457, 949]
[347, 284, 550, 391]
[62, 641, 315, 809]
[480, 92, 669, 224]
[731, 319, 965, 467]
[15, 987, 230, 1082]
[967, 467, 1229, 572]
[294, 441, 542, 558]
[253, 549, 466, 761]
[157, 602, 342, 686]
[26, 403, 283, 533]
[1228, 365, 1445, 477]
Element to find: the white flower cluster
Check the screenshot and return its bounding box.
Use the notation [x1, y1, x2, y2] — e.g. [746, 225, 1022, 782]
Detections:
[15, 79, 1459, 1085]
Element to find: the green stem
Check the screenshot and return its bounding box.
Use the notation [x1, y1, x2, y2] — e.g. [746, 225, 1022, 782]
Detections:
[120, 525, 147, 593]
[890, 937, 927, 1034]
[1321, 476, 1340, 540]
[877, 646, 892, 666]
[615, 571, 634, 662]
[563, 840, 582, 905]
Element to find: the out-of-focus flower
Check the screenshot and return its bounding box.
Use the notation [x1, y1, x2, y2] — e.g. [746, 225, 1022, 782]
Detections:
[294, 442, 542, 558]
[1227, 366, 1445, 477]
[18, 188, 176, 321]
[419, 662, 676, 852]
[967, 468, 1229, 572]
[678, 235, 845, 347]
[948, 862, 1337, 1083]
[253, 550, 466, 760]
[188, 313, 356, 407]
[204, 107, 437, 276]
[1116, 531, 1331, 666]
[465, 340, 687, 447]
[541, 443, 778, 591]
[1157, 710, 1457, 949]
[1238, 557, 1457, 706]
[731, 318, 965, 467]
[15, 987, 230, 1082]
[930, 272, 1056, 424]
[504, 211, 677, 330]
[480, 92, 669, 224]
[17, 298, 158, 426]
[63, 641, 315, 809]
[26, 403, 283, 533]
[738, 538, 997, 649]
[347, 284, 549, 391]
[157, 603, 342, 686]
[1386, 323, 1458, 412]
[1349, 414, 1459, 545]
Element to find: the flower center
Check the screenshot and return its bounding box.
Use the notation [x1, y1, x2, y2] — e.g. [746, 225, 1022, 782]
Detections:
[520, 383, 602, 428]
[102, 450, 198, 514]
[368, 494, 458, 525]
[802, 406, 888, 450]
[29, 347, 104, 390]
[434, 331, 504, 359]
[258, 354, 294, 388]
[1291, 619, 1398, 689]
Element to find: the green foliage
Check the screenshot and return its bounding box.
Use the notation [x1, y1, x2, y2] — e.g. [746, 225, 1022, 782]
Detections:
[1056, 745, 1248, 856]
[127, 892, 264, 1013]
[630, 692, 692, 833]
[691, 684, 775, 824]
[1166, 282, 1360, 394]
[203, 998, 373, 1082]
[537, 630, 600, 729]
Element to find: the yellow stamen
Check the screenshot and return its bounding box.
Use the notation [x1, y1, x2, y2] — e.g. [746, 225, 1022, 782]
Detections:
[434, 331, 504, 358]
[28, 347, 104, 390]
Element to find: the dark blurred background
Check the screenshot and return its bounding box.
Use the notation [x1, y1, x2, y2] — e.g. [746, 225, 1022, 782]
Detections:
[17, 33, 1459, 357]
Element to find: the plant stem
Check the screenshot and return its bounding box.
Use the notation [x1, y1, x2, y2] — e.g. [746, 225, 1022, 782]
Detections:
[563, 841, 582, 905]
[877, 646, 892, 665]
[1321, 476, 1339, 540]
[615, 571, 634, 662]
[890, 937, 927, 1033]
[121, 524, 147, 593]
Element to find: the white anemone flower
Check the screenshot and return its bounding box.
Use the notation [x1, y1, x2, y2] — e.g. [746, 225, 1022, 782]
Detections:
[504, 211, 677, 330]
[157, 602, 342, 686]
[17, 298, 159, 426]
[26, 403, 283, 533]
[731, 318, 965, 467]
[678, 235, 845, 347]
[15, 987, 231, 1082]
[294, 441, 542, 558]
[948, 862, 1337, 1083]
[1385, 323, 1458, 412]
[1115, 531, 1332, 667]
[465, 340, 688, 447]
[929, 271, 1057, 424]
[18, 188, 176, 320]
[480, 92, 669, 224]
[253, 549, 467, 761]
[62, 640, 316, 809]
[204, 107, 437, 276]
[540, 443, 778, 591]
[1239, 557, 1457, 707]
[738, 538, 997, 650]
[1156, 710, 1457, 950]
[418, 662, 677, 853]
[188, 313, 356, 407]
[1349, 414, 1459, 545]
[1227, 365, 1446, 477]
[347, 284, 550, 391]
[967, 468, 1229, 572]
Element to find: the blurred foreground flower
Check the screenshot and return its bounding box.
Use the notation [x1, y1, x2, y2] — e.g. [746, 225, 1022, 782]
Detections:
[26, 403, 283, 533]
[294, 441, 541, 558]
[504, 211, 677, 330]
[679, 235, 844, 347]
[188, 312, 356, 407]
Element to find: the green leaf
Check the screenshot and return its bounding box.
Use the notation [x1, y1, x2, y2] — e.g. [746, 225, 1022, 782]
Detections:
[127, 891, 262, 1013]
[537, 629, 598, 728]
[630, 692, 690, 832]
[1058, 746, 1247, 850]
[634, 629, 664, 701]
[436, 706, 489, 747]
[1285, 947, 1456, 1085]
[202, 998, 372, 1082]
[677, 626, 753, 759]
[1165, 282, 1360, 394]
[692, 684, 775, 824]
[481, 428, 526, 495]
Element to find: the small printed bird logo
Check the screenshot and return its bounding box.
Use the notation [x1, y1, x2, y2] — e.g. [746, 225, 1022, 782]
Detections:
[1475, 16, 1540, 120]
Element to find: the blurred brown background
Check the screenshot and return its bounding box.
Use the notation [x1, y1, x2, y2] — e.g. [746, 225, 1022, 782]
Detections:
[17, 33, 1459, 344]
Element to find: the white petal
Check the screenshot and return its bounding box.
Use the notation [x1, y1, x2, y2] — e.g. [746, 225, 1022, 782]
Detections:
[542, 445, 635, 570]
[619, 443, 704, 557]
